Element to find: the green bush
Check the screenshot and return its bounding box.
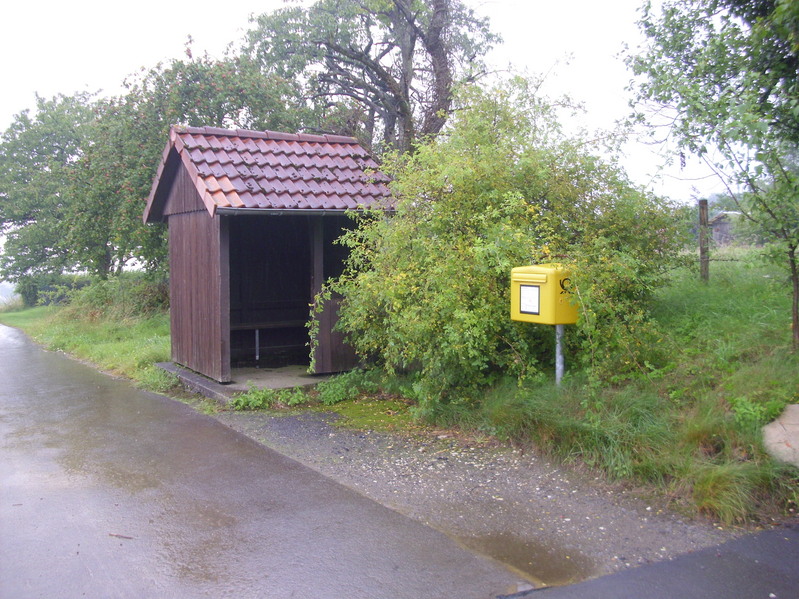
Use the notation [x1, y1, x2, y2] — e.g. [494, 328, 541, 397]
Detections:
[328, 78, 686, 411]
[403, 252, 798, 522]
[14, 273, 92, 307]
[60, 273, 168, 320]
[729, 395, 788, 430]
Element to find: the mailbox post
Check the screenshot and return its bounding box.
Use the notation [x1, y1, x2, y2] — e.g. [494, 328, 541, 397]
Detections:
[510, 264, 578, 385]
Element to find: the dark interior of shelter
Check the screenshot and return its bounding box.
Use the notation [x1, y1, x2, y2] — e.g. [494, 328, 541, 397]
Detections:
[228, 214, 350, 368]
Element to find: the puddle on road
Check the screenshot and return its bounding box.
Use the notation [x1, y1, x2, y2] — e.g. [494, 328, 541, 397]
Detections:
[455, 532, 595, 588]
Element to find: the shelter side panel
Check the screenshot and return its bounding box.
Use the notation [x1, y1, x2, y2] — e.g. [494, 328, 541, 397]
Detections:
[169, 212, 227, 381]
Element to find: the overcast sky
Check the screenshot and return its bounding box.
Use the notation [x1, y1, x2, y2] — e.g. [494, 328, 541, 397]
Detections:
[0, 0, 722, 201]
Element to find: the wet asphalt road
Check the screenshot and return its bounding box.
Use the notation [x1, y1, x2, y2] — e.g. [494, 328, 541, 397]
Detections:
[0, 325, 525, 598]
[534, 524, 799, 599]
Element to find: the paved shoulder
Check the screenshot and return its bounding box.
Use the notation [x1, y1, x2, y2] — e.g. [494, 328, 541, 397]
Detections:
[531, 525, 799, 599]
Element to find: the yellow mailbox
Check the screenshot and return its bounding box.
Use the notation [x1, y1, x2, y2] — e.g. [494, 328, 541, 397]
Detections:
[510, 263, 578, 325]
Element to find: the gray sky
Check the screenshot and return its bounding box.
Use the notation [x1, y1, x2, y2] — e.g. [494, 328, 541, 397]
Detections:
[0, 281, 13, 301]
[0, 0, 722, 201]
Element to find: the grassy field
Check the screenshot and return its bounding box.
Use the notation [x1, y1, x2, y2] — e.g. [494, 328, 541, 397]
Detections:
[1, 252, 797, 523]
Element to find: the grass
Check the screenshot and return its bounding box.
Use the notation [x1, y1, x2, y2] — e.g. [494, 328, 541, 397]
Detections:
[454, 252, 799, 523]
[1, 250, 796, 523]
[318, 396, 419, 432]
[0, 293, 24, 313]
[230, 370, 420, 433]
[0, 305, 56, 327]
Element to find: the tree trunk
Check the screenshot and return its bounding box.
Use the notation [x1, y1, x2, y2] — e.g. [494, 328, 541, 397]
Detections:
[392, 0, 416, 153]
[418, 0, 453, 139]
[97, 246, 113, 280]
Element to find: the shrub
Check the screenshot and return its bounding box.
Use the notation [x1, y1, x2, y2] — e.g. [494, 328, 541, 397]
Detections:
[14, 273, 92, 307]
[59, 273, 168, 320]
[328, 78, 686, 412]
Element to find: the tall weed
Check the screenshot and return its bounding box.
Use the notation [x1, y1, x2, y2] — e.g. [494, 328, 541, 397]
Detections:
[230, 386, 309, 410]
[58, 273, 168, 321]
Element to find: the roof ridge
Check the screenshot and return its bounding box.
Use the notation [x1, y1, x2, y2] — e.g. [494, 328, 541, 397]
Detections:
[172, 125, 359, 145]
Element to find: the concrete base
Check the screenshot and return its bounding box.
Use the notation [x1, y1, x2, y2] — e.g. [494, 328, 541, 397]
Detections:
[157, 362, 329, 404]
[762, 404, 799, 468]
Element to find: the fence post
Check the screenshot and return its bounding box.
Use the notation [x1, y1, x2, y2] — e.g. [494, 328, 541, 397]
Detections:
[699, 199, 709, 282]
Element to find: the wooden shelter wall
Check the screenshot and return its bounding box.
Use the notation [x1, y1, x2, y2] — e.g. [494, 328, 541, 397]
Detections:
[164, 164, 205, 216]
[169, 211, 230, 381]
[312, 215, 358, 373]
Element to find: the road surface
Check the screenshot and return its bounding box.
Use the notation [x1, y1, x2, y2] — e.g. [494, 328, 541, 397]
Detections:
[0, 325, 525, 598]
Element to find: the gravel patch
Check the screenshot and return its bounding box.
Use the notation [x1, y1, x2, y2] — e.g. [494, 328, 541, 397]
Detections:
[211, 409, 742, 587]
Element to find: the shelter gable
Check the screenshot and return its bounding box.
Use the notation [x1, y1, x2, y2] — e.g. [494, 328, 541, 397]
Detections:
[163, 160, 207, 217]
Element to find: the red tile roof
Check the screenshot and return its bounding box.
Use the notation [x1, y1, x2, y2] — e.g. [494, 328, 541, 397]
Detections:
[143, 126, 392, 222]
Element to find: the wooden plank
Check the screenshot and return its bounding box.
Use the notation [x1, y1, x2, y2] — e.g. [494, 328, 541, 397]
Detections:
[230, 320, 306, 331]
[164, 164, 205, 216]
[169, 210, 228, 382]
[310, 216, 330, 373]
[310, 215, 358, 374]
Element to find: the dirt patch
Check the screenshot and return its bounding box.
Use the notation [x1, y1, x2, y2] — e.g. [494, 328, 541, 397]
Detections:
[209, 409, 751, 587]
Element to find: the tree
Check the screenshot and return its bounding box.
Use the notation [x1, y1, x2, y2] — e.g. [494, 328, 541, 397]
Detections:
[0, 51, 308, 283]
[63, 53, 307, 278]
[327, 78, 685, 412]
[0, 93, 96, 281]
[245, 0, 498, 153]
[628, 0, 799, 349]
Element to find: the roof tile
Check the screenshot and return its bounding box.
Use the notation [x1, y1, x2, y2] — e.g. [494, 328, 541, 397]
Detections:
[211, 189, 228, 206]
[238, 191, 256, 208]
[149, 125, 393, 217]
[204, 177, 221, 193]
[216, 151, 232, 166]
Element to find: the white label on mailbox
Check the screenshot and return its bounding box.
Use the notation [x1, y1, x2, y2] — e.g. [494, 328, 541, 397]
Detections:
[520, 284, 540, 315]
